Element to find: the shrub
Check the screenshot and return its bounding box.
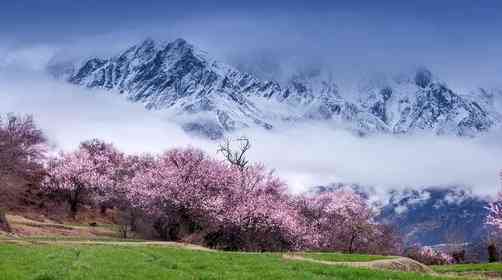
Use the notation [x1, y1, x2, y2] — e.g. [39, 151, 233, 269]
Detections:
[406, 246, 455, 265]
[488, 243, 499, 263]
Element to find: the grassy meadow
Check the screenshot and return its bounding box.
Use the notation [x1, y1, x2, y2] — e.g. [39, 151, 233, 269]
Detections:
[0, 243, 457, 280]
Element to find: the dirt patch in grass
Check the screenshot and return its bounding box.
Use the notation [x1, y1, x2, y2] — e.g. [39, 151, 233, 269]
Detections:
[284, 254, 433, 273]
[4, 214, 117, 239]
[27, 240, 215, 251]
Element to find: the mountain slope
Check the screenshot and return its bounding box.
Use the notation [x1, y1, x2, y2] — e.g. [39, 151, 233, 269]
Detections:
[311, 184, 490, 246]
[49, 38, 500, 138]
[379, 187, 489, 246]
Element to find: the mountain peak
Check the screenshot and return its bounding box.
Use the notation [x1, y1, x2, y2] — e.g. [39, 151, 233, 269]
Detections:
[170, 38, 189, 48]
[55, 39, 500, 139]
[139, 37, 156, 48]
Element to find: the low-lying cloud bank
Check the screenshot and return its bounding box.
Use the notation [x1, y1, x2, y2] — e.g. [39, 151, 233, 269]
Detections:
[0, 67, 501, 198]
[0, 69, 210, 153]
[237, 125, 502, 197]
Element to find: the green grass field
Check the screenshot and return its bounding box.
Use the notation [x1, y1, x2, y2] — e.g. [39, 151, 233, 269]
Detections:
[432, 262, 502, 273]
[0, 243, 460, 280]
[301, 252, 395, 262]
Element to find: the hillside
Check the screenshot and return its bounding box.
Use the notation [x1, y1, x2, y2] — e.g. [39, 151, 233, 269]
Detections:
[380, 187, 490, 246]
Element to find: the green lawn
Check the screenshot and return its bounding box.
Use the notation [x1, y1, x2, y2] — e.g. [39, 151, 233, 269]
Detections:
[20, 236, 148, 242]
[432, 262, 502, 273]
[301, 252, 396, 262]
[0, 243, 457, 280]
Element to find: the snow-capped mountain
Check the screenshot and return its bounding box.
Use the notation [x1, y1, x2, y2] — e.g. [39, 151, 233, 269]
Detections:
[379, 187, 489, 246]
[48, 38, 501, 138]
[312, 184, 490, 247]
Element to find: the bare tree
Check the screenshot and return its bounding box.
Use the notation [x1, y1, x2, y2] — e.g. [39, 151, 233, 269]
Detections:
[217, 137, 251, 170]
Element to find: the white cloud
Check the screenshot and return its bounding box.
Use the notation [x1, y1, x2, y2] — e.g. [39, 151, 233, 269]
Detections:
[0, 69, 211, 154]
[0, 45, 57, 71]
[1, 49, 501, 199]
[233, 125, 502, 196]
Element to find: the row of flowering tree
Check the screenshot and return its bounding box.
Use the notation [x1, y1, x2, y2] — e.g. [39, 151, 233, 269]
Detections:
[42, 138, 399, 253]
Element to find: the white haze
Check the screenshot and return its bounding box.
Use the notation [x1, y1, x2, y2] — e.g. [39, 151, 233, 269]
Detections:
[0, 69, 211, 154]
[0, 55, 501, 199]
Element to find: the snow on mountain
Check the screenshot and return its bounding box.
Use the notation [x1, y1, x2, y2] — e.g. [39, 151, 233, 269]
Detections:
[312, 183, 490, 246]
[48, 38, 501, 138]
[379, 187, 489, 246]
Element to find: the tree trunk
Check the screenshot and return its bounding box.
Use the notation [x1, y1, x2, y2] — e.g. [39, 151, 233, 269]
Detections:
[348, 234, 357, 254]
[68, 187, 81, 219]
[0, 209, 12, 232]
[69, 199, 79, 219]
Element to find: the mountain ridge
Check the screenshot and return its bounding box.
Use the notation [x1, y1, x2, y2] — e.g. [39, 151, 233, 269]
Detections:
[48, 38, 501, 139]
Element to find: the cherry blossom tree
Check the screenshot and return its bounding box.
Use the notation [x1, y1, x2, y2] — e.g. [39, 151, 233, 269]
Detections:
[0, 114, 47, 178]
[0, 114, 47, 206]
[40, 137, 401, 252]
[128, 148, 310, 250]
[406, 246, 455, 265]
[42, 140, 123, 217]
[0, 114, 47, 230]
[210, 164, 311, 251]
[128, 148, 236, 240]
[487, 193, 502, 232]
[297, 190, 377, 253]
[486, 171, 502, 242]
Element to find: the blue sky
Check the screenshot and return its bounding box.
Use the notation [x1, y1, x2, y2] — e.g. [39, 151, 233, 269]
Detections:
[3, 0, 501, 42]
[1, 0, 502, 87]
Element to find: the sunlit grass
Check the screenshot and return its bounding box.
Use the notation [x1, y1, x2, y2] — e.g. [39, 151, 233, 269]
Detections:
[0, 243, 457, 280]
[301, 252, 396, 262]
[432, 262, 502, 273]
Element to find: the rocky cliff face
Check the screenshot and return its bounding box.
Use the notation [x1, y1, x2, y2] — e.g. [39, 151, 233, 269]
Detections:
[379, 187, 489, 246]
[312, 184, 490, 246]
[49, 38, 501, 138]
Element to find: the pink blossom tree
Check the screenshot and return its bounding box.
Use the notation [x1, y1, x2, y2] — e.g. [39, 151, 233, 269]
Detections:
[42, 140, 123, 217]
[128, 148, 236, 240]
[128, 148, 311, 250]
[406, 246, 455, 265]
[0, 114, 47, 179]
[487, 193, 502, 232]
[41, 136, 401, 252]
[298, 190, 377, 253]
[211, 164, 311, 251]
[0, 114, 47, 211]
[487, 171, 502, 232]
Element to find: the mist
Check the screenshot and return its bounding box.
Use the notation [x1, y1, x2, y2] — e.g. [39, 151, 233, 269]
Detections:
[0, 69, 211, 154]
[1, 63, 501, 198]
[238, 125, 502, 197]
